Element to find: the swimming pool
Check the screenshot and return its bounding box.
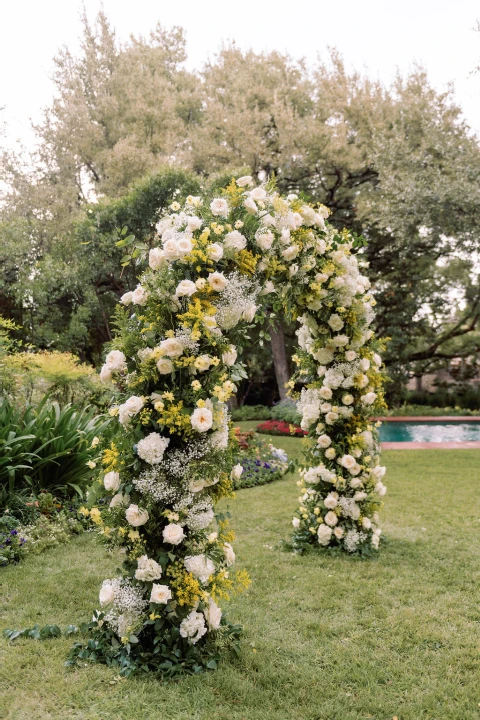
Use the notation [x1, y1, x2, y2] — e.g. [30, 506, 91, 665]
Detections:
[379, 421, 480, 443]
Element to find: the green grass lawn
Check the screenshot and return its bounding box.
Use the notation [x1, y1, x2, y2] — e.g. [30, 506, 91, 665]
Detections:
[1, 432, 480, 720]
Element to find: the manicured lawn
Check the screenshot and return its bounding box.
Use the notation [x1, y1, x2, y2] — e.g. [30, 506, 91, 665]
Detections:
[1, 436, 480, 719]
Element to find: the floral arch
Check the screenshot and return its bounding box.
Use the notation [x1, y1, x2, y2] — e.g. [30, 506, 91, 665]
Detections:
[87, 176, 387, 675]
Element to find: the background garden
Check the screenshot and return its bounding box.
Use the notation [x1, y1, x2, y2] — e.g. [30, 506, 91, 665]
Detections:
[1, 5, 480, 720]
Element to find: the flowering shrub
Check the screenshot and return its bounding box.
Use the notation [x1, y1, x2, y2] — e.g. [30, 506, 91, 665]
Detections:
[256, 419, 307, 437]
[64, 175, 385, 676]
[0, 516, 27, 565]
[232, 430, 290, 489]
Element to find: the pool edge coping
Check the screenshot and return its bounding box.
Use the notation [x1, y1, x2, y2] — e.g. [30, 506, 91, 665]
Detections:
[381, 441, 480, 450]
[374, 416, 480, 422]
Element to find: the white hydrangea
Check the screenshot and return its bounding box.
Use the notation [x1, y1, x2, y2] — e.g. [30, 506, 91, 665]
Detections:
[180, 610, 208, 644]
[136, 433, 170, 465]
[184, 554, 215, 583]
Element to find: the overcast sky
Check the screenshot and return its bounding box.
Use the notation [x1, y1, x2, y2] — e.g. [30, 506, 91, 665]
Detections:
[2, 0, 480, 150]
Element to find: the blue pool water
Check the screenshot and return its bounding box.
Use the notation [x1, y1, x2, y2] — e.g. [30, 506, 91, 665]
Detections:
[379, 421, 480, 443]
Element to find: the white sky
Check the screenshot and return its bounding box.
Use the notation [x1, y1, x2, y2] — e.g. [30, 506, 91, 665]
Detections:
[2, 0, 480, 151]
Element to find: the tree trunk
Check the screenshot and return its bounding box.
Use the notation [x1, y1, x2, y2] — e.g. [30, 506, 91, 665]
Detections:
[270, 319, 290, 401]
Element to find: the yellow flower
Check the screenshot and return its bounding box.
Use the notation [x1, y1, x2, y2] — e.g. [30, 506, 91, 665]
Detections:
[89, 508, 103, 525]
[191, 380, 202, 391]
[108, 407, 119, 417]
[163, 391, 175, 401]
[78, 506, 89, 517]
[128, 529, 140, 542]
[90, 436, 100, 448]
[86, 460, 96, 469]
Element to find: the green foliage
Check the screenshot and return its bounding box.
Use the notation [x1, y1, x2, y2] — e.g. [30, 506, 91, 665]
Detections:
[233, 431, 291, 489]
[19, 511, 84, 556]
[270, 398, 301, 425]
[0, 397, 111, 509]
[405, 387, 480, 411]
[230, 405, 271, 421]
[1, 351, 111, 408]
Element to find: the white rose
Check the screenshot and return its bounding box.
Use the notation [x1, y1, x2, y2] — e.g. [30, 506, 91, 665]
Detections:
[163, 523, 185, 545]
[150, 583, 172, 604]
[354, 491, 367, 501]
[255, 230, 274, 251]
[361, 392, 377, 405]
[282, 245, 300, 261]
[132, 285, 148, 306]
[299, 204, 317, 225]
[120, 291, 133, 305]
[332, 335, 349, 347]
[334, 526, 344, 539]
[230, 464, 243, 480]
[100, 365, 112, 383]
[340, 454, 356, 470]
[149, 248, 166, 270]
[191, 407, 213, 432]
[222, 345, 237, 366]
[176, 279, 197, 297]
[345, 350, 357, 361]
[362, 517, 372, 530]
[242, 303, 257, 322]
[324, 510, 338, 527]
[360, 358, 371, 371]
[325, 447, 336, 460]
[186, 215, 203, 231]
[244, 196, 258, 214]
[292, 212, 303, 228]
[224, 230, 247, 251]
[105, 350, 127, 371]
[109, 492, 130, 508]
[292, 517, 301, 528]
[289, 264, 299, 277]
[317, 524, 333, 546]
[156, 357, 173, 374]
[223, 542, 235, 566]
[324, 492, 338, 509]
[249, 187, 267, 201]
[204, 597, 222, 630]
[163, 239, 180, 261]
[342, 394, 354, 405]
[176, 237, 194, 255]
[260, 280, 275, 296]
[328, 314, 344, 332]
[104, 471, 120, 492]
[99, 582, 114, 606]
[236, 175, 253, 187]
[125, 504, 149, 527]
[373, 353, 382, 367]
[210, 198, 229, 216]
[156, 217, 172, 235]
[317, 434, 332, 448]
[371, 465, 386, 480]
[319, 387, 333, 400]
[118, 395, 144, 425]
[375, 481, 387, 497]
[326, 412, 339, 425]
[207, 243, 224, 262]
[160, 337, 184, 358]
[208, 272, 229, 291]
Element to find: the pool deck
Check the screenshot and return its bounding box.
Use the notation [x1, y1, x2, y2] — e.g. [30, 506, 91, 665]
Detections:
[382, 441, 480, 450]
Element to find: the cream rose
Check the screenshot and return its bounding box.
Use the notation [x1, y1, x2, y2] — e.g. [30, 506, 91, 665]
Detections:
[223, 542, 236, 566]
[156, 357, 173, 374]
[104, 471, 120, 492]
[160, 337, 184, 358]
[222, 345, 237, 366]
[176, 279, 197, 297]
[208, 272, 228, 291]
[125, 504, 149, 527]
[149, 248, 166, 270]
[207, 243, 224, 261]
[150, 584, 172, 604]
[120, 291, 133, 305]
[132, 285, 148, 305]
[210, 198, 229, 216]
[224, 230, 247, 251]
[191, 407, 213, 432]
[204, 597, 222, 630]
[99, 582, 114, 606]
[317, 524, 333, 546]
[236, 175, 253, 187]
[163, 523, 185, 545]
